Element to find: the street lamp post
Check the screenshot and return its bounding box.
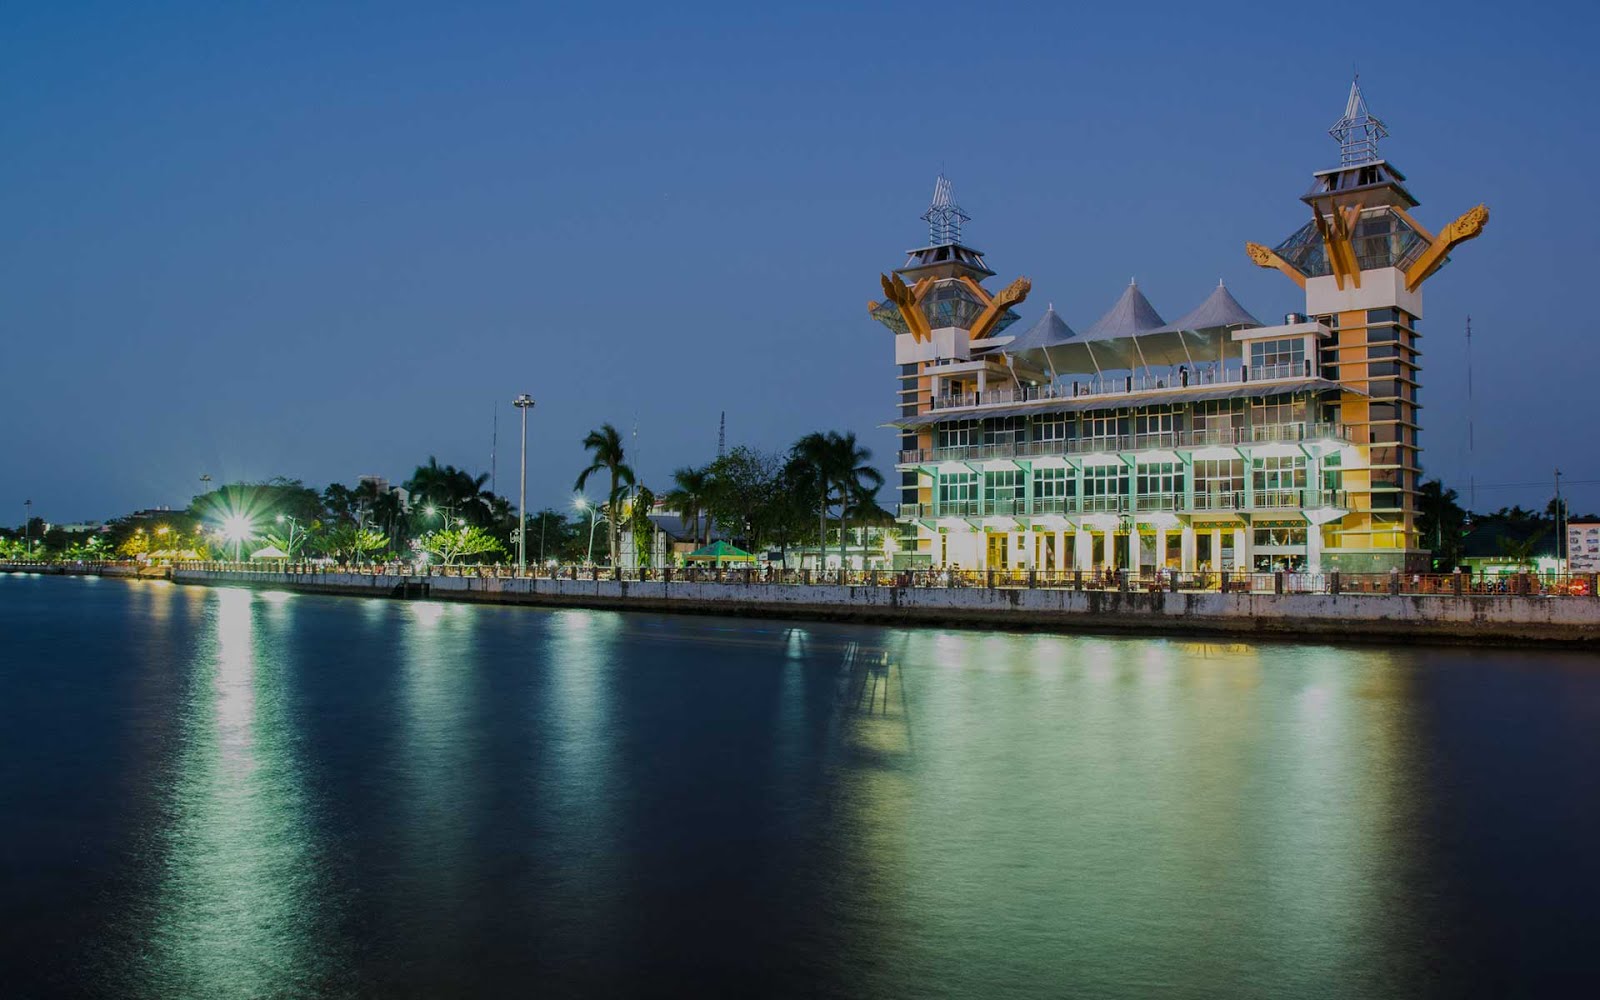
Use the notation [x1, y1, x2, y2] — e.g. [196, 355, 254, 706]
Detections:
[574, 497, 606, 565]
[275, 514, 300, 562]
[514, 394, 535, 576]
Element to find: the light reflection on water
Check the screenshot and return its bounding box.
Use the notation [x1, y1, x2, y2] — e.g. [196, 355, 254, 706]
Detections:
[141, 587, 328, 999]
[4, 577, 1598, 997]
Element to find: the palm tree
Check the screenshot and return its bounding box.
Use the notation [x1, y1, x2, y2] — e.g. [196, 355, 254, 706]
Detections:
[794, 432, 836, 568]
[828, 432, 884, 569]
[664, 465, 712, 548]
[575, 423, 635, 566]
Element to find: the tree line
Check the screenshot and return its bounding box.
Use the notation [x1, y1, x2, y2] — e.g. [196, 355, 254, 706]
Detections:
[1, 426, 894, 568]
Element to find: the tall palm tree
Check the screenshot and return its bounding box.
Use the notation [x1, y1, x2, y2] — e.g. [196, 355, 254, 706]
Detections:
[575, 423, 635, 566]
[664, 465, 712, 548]
[828, 432, 884, 569]
[794, 432, 836, 568]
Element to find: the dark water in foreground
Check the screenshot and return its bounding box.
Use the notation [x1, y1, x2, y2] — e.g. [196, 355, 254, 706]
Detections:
[2, 576, 1598, 998]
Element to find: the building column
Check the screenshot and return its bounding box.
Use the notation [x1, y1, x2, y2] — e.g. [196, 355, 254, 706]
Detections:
[1156, 526, 1169, 571]
[1075, 526, 1091, 571]
[1210, 527, 1224, 571]
[1129, 528, 1142, 575]
[1181, 524, 1197, 572]
[1233, 526, 1250, 572]
[1307, 522, 1324, 573]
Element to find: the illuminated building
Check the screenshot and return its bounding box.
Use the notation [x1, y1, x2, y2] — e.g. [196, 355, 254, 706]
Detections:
[874, 81, 1487, 573]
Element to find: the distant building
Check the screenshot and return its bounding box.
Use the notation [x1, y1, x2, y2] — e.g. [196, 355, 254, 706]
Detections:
[1461, 521, 1562, 576]
[358, 475, 411, 512]
[876, 80, 1487, 574]
[1568, 520, 1600, 573]
[127, 506, 179, 522]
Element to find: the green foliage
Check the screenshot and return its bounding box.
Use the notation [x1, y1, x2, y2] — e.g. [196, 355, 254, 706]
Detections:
[318, 524, 389, 563]
[628, 485, 657, 567]
[418, 524, 505, 566]
[575, 423, 635, 566]
[789, 430, 883, 565]
[663, 465, 713, 548]
[1416, 479, 1467, 570]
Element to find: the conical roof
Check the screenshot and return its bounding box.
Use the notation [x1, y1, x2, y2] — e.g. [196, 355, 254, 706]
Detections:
[1160, 282, 1262, 333]
[1082, 281, 1165, 341]
[1002, 304, 1077, 353]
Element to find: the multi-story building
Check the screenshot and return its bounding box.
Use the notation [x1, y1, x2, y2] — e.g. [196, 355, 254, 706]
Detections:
[873, 82, 1487, 574]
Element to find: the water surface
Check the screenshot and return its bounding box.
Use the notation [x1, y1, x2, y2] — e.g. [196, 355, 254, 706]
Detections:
[2, 575, 1597, 998]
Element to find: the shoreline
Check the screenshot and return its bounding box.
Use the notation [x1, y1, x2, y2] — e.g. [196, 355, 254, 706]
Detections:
[9, 564, 1593, 650]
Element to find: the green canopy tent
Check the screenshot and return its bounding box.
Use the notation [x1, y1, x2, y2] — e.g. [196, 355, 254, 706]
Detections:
[684, 540, 756, 566]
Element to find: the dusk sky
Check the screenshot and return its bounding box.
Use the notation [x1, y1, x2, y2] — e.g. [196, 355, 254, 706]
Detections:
[4, 0, 1596, 523]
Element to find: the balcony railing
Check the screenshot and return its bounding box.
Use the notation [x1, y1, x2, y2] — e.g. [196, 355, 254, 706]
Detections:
[896, 489, 1347, 520]
[899, 423, 1351, 466]
[928, 360, 1318, 412]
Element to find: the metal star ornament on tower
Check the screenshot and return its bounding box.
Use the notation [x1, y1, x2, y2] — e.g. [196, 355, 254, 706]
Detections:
[1329, 76, 1388, 165]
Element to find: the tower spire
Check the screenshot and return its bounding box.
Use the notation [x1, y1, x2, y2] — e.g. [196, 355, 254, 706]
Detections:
[920, 173, 970, 246]
[1329, 75, 1388, 165]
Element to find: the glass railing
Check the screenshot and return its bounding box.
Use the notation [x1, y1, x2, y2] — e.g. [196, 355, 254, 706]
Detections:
[928, 361, 1319, 412]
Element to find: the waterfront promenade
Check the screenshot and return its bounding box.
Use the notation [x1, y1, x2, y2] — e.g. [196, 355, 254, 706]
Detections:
[7, 561, 1594, 646]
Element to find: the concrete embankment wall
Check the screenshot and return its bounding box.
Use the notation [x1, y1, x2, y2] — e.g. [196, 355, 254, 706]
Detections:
[169, 569, 1600, 647]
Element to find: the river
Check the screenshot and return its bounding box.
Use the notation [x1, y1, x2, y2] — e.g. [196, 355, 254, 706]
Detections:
[2, 574, 1596, 998]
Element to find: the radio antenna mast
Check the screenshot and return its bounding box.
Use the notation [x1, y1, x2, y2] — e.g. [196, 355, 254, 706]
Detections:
[718, 411, 726, 460]
[1465, 315, 1475, 511]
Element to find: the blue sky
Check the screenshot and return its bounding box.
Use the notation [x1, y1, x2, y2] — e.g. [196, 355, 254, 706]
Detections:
[3, 0, 1597, 522]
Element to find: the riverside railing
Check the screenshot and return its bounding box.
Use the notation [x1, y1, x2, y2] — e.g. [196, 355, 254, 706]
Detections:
[164, 562, 1599, 599]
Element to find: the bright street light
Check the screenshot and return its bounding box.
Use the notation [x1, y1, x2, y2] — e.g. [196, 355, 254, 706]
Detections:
[221, 513, 253, 562]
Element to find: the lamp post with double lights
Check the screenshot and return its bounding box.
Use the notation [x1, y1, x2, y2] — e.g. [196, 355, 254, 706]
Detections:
[574, 496, 607, 566]
[275, 514, 302, 562]
[514, 394, 535, 576]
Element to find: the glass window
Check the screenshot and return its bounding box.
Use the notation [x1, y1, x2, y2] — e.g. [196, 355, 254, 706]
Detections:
[1136, 462, 1179, 497]
[1252, 396, 1309, 427]
[1255, 526, 1308, 547]
[1133, 405, 1178, 438]
[985, 469, 1023, 507]
[1252, 455, 1307, 491]
[1032, 467, 1072, 499]
[1322, 453, 1343, 492]
[1195, 459, 1244, 497]
[986, 416, 1027, 447]
[1083, 411, 1126, 443]
[936, 420, 976, 450]
[1083, 465, 1128, 506]
[1249, 338, 1306, 375]
[936, 472, 977, 504]
[1032, 413, 1067, 442]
